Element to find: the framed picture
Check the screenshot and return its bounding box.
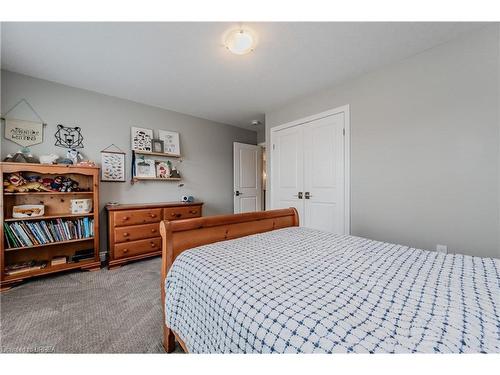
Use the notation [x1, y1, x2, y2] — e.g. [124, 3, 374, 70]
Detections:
[155, 161, 170, 178]
[101, 151, 126, 182]
[131, 126, 153, 152]
[158, 130, 180, 156]
[152, 139, 164, 153]
[134, 157, 156, 178]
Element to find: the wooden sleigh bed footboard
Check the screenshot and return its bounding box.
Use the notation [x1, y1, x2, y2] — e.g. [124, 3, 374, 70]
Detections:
[159, 208, 299, 353]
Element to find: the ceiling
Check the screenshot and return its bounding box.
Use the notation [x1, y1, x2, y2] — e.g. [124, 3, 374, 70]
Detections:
[1, 22, 485, 130]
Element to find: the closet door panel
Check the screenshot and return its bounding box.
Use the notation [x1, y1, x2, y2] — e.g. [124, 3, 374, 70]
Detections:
[271, 126, 304, 220]
[303, 113, 345, 233]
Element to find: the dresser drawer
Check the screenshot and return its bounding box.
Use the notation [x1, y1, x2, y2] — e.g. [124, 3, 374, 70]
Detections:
[164, 205, 202, 220]
[113, 208, 162, 227]
[114, 223, 159, 243]
[113, 237, 161, 259]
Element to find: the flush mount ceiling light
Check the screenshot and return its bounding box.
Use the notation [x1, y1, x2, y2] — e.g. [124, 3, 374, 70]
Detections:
[224, 28, 256, 55]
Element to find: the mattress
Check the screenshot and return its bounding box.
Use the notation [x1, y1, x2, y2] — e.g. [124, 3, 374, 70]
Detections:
[164, 227, 500, 353]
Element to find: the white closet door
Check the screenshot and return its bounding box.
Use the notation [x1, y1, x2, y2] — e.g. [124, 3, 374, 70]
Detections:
[271, 125, 304, 220]
[303, 113, 345, 233]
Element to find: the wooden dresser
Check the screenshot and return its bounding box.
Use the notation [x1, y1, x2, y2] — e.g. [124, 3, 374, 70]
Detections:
[106, 201, 203, 269]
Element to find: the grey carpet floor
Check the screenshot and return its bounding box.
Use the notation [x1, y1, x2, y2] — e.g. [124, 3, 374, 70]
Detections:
[0, 257, 182, 353]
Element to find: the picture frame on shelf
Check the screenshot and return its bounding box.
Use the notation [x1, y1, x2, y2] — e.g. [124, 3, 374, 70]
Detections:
[158, 130, 180, 156]
[131, 126, 153, 152]
[152, 139, 164, 153]
[134, 157, 156, 178]
[101, 150, 126, 182]
[155, 161, 170, 178]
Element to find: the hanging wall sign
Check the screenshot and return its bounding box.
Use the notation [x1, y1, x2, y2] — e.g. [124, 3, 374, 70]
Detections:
[1, 98, 46, 147]
[4, 118, 44, 147]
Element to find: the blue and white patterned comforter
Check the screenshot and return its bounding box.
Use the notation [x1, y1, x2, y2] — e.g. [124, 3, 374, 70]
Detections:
[165, 227, 500, 353]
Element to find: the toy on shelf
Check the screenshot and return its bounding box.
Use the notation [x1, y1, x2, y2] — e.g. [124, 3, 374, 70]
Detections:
[3, 172, 81, 193]
[3, 173, 52, 193]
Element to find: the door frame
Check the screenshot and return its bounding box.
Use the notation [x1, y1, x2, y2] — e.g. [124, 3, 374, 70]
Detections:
[269, 104, 351, 234]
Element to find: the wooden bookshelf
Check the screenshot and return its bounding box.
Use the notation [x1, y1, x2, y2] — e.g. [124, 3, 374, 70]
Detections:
[1, 163, 101, 290]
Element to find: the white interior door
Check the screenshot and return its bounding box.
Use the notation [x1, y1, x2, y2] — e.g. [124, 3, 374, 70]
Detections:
[233, 142, 262, 214]
[270, 125, 305, 220]
[303, 113, 345, 233]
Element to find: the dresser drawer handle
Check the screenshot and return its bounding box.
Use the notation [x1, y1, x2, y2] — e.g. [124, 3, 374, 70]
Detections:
[189, 210, 198, 215]
[150, 213, 157, 218]
[151, 229, 157, 233]
[150, 242, 157, 248]
[123, 232, 129, 237]
[122, 249, 129, 253]
[122, 216, 129, 221]
[171, 213, 182, 218]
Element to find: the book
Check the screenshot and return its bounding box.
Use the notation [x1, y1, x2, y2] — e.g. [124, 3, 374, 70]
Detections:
[5, 260, 48, 275]
[3, 223, 19, 248]
[51, 256, 67, 266]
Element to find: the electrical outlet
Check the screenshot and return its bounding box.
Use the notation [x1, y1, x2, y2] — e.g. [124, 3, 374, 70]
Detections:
[436, 244, 448, 254]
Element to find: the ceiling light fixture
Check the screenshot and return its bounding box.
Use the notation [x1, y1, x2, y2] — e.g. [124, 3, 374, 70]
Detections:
[224, 28, 256, 55]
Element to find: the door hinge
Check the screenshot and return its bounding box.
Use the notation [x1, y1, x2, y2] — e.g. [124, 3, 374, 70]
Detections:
[343, 128, 345, 136]
[272, 144, 276, 150]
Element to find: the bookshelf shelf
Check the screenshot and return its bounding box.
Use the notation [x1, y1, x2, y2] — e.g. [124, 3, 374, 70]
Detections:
[5, 237, 94, 252]
[4, 258, 97, 282]
[1, 163, 101, 290]
[4, 213, 94, 222]
[4, 191, 93, 196]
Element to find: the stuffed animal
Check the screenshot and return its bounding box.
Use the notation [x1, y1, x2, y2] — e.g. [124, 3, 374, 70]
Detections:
[3, 173, 52, 193]
[40, 178, 55, 190]
[57, 176, 80, 192]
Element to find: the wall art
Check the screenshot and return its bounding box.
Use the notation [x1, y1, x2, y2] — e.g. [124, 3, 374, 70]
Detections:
[134, 157, 156, 178]
[55, 124, 84, 149]
[158, 130, 180, 156]
[131, 126, 153, 152]
[101, 144, 126, 182]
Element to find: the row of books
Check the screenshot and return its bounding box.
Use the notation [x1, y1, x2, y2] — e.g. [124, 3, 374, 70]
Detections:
[3, 218, 94, 249]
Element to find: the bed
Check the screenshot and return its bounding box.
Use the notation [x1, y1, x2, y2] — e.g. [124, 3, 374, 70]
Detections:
[160, 209, 500, 353]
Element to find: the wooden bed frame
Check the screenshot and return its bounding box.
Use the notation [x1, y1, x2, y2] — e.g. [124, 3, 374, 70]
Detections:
[159, 208, 299, 353]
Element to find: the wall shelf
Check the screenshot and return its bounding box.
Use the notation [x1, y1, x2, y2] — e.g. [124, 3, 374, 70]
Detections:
[132, 177, 181, 182]
[133, 150, 181, 158]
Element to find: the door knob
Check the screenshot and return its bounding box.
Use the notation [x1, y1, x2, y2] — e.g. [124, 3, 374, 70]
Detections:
[293, 192, 303, 199]
[235, 191, 243, 196]
[305, 192, 312, 199]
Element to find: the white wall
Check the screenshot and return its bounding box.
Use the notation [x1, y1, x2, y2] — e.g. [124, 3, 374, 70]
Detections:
[1, 71, 256, 254]
[266, 25, 500, 258]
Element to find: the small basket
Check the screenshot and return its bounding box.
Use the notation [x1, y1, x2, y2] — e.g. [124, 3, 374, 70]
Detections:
[71, 199, 93, 214]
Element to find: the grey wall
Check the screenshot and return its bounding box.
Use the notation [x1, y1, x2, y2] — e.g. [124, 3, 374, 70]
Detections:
[266, 25, 500, 258]
[1, 71, 256, 254]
